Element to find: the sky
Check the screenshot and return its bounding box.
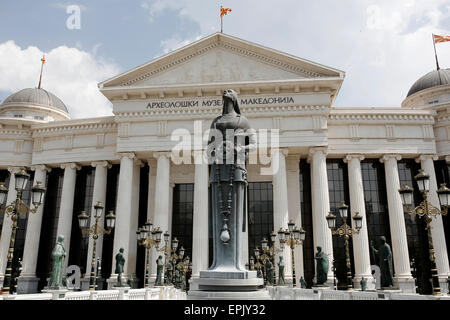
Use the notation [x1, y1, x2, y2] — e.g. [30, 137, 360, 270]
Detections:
[0, 0, 449, 118]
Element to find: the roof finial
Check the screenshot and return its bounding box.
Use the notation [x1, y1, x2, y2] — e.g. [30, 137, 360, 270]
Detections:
[38, 55, 46, 89]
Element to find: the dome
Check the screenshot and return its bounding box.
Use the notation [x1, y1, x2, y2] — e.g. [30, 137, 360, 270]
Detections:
[407, 68, 450, 97]
[1, 88, 69, 114]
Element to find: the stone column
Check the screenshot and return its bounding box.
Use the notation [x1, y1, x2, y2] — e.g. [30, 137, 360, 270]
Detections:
[286, 154, 304, 286]
[56, 163, 80, 271]
[191, 151, 209, 278]
[272, 148, 293, 283]
[417, 154, 450, 292]
[0, 167, 21, 285]
[127, 159, 142, 286]
[17, 165, 51, 293]
[344, 155, 375, 289]
[380, 154, 415, 292]
[168, 183, 175, 237]
[82, 161, 110, 289]
[108, 153, 135, 288]
[152, 152, 171, 277]
[146, 159, 157, 283]
[308, 147, 334, 284]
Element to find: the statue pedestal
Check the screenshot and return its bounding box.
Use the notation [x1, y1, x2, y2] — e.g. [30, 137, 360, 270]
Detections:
[188, 270, 270, 300]
[42, 288, 68, 300]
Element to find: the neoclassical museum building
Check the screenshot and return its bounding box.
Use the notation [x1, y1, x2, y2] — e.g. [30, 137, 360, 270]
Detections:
[0, 33, 449, 294]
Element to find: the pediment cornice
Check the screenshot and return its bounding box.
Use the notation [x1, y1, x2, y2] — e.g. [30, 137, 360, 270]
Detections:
[99, 33, 344, 89]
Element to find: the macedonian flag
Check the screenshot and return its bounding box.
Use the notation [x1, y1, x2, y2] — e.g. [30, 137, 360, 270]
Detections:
[220, 7, 232, 17]
[434, 34, 450, 43]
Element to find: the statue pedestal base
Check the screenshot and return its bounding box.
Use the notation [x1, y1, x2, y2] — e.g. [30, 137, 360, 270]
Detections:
[188, 270, 270, 300]
[42, 288, 68, 300]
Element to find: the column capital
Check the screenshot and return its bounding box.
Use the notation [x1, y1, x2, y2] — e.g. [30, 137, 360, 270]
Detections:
[30, 165, 52, 173]
[278, 148, 289, 157]
[380, 154, 402, 163]
[60, 163, 81, 170]
[117, 152, 135, 160]
[344, 154, 365, 163]
[153, 151, 172, 160]
[7, 167, 23, 174]
[91, 161, 112, 169]
[445, 156, 450, 164]
[308, 147, 328, 157]
[415, 154, 438, 163]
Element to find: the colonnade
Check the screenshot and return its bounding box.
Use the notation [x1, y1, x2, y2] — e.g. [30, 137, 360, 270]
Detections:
[0, 150, 448, 293]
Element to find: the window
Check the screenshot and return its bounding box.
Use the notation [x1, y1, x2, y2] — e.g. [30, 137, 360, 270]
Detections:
[361, 160, 391, 265]
[68, 167, 95, 276]
[398, 159, 432, 294]
[100, 164, 120, 288]
[247, 182, 274, 262]
[36, 168, 64, 291]
[14, 114, 23, 118]
[172, 184, 194, 261]
[433, 160, 450, 270]
[34, 116, 45, 121]
[300, 160, 314, 288]
[327, 159, 354, 289]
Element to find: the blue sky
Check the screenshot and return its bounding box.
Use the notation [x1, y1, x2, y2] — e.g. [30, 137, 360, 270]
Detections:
[0, 0, 449, 118]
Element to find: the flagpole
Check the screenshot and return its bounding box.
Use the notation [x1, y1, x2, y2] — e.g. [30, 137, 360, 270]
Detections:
[220, 6, 223, 33]
[432, 33, 440, 71]
[38, 56, 45, 89]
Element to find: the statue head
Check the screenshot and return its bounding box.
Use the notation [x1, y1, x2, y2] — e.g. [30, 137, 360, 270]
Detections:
[158, 255, 163, 260]
[57, 235, 65, 243]
[316, 246, 322, 253]
[379, 236, 386, 244]
[119, 248, 124, 253]
[222, 89, 241, 115]
[279, 256, 283, 261]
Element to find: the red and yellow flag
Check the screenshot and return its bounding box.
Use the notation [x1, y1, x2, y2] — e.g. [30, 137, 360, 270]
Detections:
[434, 34, 450, 43]
[220, 7, 232, 17]
[41, 55, 46, 64]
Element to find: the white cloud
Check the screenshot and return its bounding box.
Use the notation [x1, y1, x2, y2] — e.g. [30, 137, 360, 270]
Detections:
[140, 0, 450, 107]
[159, 34, 203, 55]
[0, 40, 120, 118]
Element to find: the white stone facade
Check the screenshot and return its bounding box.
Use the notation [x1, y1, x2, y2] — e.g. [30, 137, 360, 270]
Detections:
[0, 33, 448, 294]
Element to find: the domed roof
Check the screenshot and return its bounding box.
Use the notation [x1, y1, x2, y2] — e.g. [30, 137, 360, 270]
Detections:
[407, 68, 450, 97]
[1, 88, 69, 114]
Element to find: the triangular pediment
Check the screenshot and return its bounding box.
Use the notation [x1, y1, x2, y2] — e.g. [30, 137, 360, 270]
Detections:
[99, 33, 344, 89]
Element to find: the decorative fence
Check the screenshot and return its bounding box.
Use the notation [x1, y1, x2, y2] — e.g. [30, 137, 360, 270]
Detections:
[2, 286, 449, 300]
[0, 287, 187, 301]
[268, 286, 450, 300]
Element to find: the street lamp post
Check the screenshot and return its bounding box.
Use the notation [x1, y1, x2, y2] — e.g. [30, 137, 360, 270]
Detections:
[136, 223, 163, 288]
[0, 169, 46, 295]
[326, 201, 363, 291]
[78, 201, 116, 291]
[398, 169, 450, 296]
[277, 221, 306, 287]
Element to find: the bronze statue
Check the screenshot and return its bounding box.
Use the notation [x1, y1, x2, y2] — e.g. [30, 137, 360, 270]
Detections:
[115, 248, 125, 287]
[265, 259, 274, 285]
[165, 259, 174, 285]
[371, 236, 394, 288]
[277, 256, 285, 286]
[207, 89, 256, 273]
[47, 235, 66, 289]
[155, 255, 164, 286]
[300, 276, 307, 289]
[360, 277, 367, 291]
[314, 246, 329, 285]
